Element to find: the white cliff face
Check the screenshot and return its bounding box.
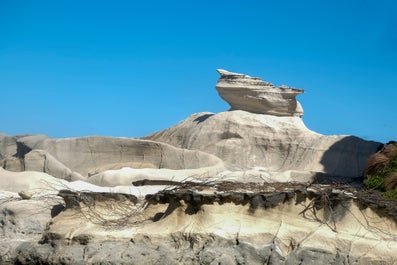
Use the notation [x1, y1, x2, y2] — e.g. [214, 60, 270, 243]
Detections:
[216, 69, 304, 117]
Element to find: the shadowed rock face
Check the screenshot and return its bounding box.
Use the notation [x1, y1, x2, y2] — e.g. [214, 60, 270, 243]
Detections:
[0, 134, 30, 170]
[0, 134, 18, 160]
[216, 69, 304, 117]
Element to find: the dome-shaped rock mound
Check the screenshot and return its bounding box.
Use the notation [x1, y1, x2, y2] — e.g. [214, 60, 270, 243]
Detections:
[145, 69, 380, 182]
[145, 111, 379, 181]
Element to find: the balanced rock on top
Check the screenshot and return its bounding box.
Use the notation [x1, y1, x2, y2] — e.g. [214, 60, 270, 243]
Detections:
[216, 69, 304, 117]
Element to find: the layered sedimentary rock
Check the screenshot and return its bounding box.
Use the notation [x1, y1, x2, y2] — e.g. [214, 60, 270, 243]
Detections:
[7, 184, 397, 265]
[0, 136, 224, 186]
[216, 69, 304, 117]
[144, 110, 380, 181]
[0, 69, 393, 264]
[0, 134, 27, 171]
[0, 134, 18, 159]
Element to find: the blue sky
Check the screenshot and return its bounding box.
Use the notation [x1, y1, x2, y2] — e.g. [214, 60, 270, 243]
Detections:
[0, 0, 396, 143]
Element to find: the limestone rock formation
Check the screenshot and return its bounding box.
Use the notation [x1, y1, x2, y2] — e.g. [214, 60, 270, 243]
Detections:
[0, 134, 18, 159]
[1, 136, 224, 186]
[23, 149, 85, 181]
[144, 110, 380, 181]
[0, 134, 28, 171]
[216, 69, 304, 117]
[0, 69, 393, 264]
[10, 183, 397, 264]
[19, 136, 223, 175]
[0, 167, 179, 202]
[0, 197, 63, 263]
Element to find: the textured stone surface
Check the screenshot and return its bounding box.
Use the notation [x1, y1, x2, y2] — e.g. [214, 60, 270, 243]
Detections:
[0, 134, 26, 171]
[17, 136, 222, 175]
[0, 69, 393, 264]
[0, 195, 64, 265]
[144, 110, 380, 180]
[0, 134, 26, 159]
[88, 165, 223, 186]
[216, 69, 304, 117]
[2, 136, 224, 186]
[0, 199, 60, 238]
[0, 168, 69, 194]
[24, 150, 85, 181]
[0, 168, 203, 200]
[8, 186, 396, 265]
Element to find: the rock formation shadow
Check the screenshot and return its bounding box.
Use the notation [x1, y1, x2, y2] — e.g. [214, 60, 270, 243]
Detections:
[315, 136, 381, 185]
[193, 114, 214, 124]
[151, 200, 182, 222]
[51, 204, 66, 218]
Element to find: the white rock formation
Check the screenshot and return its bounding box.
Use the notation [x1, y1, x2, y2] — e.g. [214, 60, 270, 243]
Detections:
[24, 150, 85, 181]
[0, 136, 224, 186]
[0, 134, 18, 159]
[0, 69, 391, 264]
[142, 69, 379, 182]
[88, 166, 222, 187]
[0, 167, 175, 199]
[0, 134, 27, 171]
[13, 186, 397, 264]
[144, 110, 380, 181]
[216, 69, 304, 117]
[0, 167, 69, 194]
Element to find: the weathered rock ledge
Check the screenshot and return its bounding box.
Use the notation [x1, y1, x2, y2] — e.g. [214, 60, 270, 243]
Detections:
[3, 183, 394, 265]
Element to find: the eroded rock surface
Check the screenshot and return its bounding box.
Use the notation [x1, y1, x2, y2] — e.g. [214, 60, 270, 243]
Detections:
[9, 184, 397, 265]
[145, 111, 380, 181]
[0, 134, 29, 172]
[0, 194, 64, 265]
[17, 136, 223, 175]
[216, 69, 304, 117]
[0, 69, 393, 264]
[1, 136, 224, 186]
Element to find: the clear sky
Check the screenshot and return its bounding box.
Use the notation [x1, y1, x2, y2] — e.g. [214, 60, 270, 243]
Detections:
[0, 0, 396, 143]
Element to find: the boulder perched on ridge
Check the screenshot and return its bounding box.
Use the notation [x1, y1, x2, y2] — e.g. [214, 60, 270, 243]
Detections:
[216, 69, 304, 117]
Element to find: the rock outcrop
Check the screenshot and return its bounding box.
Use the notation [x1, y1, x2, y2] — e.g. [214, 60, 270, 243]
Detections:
[216, 69, 304, 117]
[146, 70, 379, 182]
[0, 134, 18, 159]
[144, 110, 380, 182]
[0, 134, 27, 171]
[0, 69, 393, 264]
[1, 136, 225, 186]
[9, 183, 397, 265]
